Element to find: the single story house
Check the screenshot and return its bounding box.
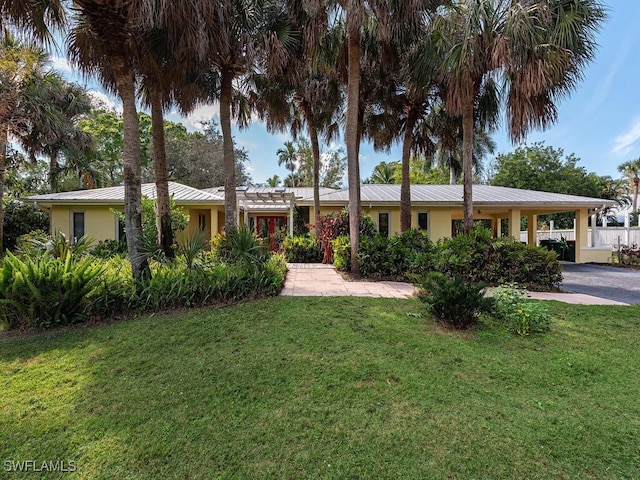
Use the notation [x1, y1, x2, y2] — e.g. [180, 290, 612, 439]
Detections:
[24, 182, 615, 263]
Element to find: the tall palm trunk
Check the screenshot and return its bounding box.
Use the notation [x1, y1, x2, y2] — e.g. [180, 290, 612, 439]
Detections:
[346, 9, 361, 274]
[462, 100, 474, 233]
[220, 68, 237, 232]
[49, 152, 59, 193]
[633, 175, 639, 212]
[0, 123, 7, 253]
[400, 107, 418, 231]
[301, 104, 321, 233]
[150, 86, 173, 258]
[111, 54, 150, 280]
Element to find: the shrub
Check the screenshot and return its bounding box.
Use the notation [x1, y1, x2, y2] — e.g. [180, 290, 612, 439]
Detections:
[331, 236, 351, 271]
[357, 229, 435, 280]
[0, 251, 105, 329]
[434, 227, 562, 290]
[317, 210, 376, 263]
[2, 200, 49, 252]
[17, 230, 94, 259]
[491, 283, 552, 336]
[91, 238, 127, 259]
[212, 226, 269, 267]
[177, 230, 209, 268]
[418, 273, 493, 329]
[282, 233, 323, 263]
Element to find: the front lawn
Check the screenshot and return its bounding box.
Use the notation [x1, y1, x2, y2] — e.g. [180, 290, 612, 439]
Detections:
[2, 298, 639, 479]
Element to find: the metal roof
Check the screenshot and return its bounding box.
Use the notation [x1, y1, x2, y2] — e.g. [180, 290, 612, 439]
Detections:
[24, 182, 223, 204]
[23, 183, 614, 210]
[318, 184, 615, 207]
[203, 186, 338, 200]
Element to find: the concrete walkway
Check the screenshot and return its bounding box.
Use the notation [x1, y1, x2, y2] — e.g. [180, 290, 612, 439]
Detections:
[280, 263, 630, 305]
[280, 263, 416, 298]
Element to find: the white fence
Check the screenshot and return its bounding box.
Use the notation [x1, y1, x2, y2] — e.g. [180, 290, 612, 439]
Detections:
[520, 228, 640, 248]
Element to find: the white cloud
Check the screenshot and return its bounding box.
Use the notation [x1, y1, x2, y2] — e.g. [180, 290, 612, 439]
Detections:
[87, 90, 122, 114]
[49, 56, 73, 73]
[185, 104, 220, 131]
[611, 118, 640, 156]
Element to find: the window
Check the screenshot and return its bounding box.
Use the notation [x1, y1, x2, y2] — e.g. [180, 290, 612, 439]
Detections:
[198, 212, 207, 231]
[72, 211, 85, 242]
[378, 212, 390, 237]
[418, 212, 429, 231]
[116, 215, 125, 241]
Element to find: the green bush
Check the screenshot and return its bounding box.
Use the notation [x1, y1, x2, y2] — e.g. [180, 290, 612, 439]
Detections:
[418, 273, 493, 329]
[282, 234, 323, 263]
[358, 229, 435, 280]
[1, 236, 287, 330]
[0, 251, 105, 329]
[2, 200, 49, 252]
[331, 236, 351, 271]
[433, 227, 561, 290]
[91, 238, 127, 259]
[212, 226, 269, 267]
[491, 283, 552, 336]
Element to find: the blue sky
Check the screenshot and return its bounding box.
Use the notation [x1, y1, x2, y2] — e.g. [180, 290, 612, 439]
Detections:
[50, 1, 640, 186]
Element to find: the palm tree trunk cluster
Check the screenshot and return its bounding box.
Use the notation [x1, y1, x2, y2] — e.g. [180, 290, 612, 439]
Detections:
[150, 88, 174, 258]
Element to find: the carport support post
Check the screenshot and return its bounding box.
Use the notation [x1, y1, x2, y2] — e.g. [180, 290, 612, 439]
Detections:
[575, 208, 589, 263]
[508, 208, 521, 240]
[591, 213, 598, 247]
[289, 199, 294, 237]
[527, 214, 537, 246]
[493, 216, 501, 237]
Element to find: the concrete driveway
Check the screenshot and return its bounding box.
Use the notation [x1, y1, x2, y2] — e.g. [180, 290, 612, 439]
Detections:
[561, 263, 640, 305]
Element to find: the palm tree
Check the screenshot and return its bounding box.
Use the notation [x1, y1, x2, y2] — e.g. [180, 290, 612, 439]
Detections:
[0, 0, 65, 42]
[252, 17, 343, 233]
[339, 0, 443, 272]
[0, 34, 61, 252]
[137, 29, 180, 258]
[183, 0, 294, 232]
[618, 158, 640, 212]
[367, 161, 398, 184]
[68, 1, 150, 279]
[20, 77, 93, 193]
[425, 0, 606, 233]
[277, 140, 297, 187]
[266, 174, 281, 187]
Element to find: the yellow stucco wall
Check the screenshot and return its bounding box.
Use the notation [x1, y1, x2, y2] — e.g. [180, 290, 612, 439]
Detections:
[312, 205, 454, 240]
[579, 248, 613, 264]
[428, 209, 453, 241]
[49, 204, 227, 245]
[51, 205, 121, 241]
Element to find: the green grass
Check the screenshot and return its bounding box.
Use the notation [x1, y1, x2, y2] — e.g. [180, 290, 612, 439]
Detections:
[2, 298, 640, 479]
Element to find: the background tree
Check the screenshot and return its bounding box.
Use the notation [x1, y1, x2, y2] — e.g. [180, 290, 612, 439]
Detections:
[617, 158, 640, 212]
[490, 143, 619, 228]
[0, 34, 61, 252]
[266, 174, 281, 187]
[277, 140, 298, 187]
[75, 109, 125, 186]
[365, 157, 449, 185]
[366, 161, 398, 184]
[319, 148, 346, 189]
[20, 77, 93, 192]
[141, 119, 251, 189]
